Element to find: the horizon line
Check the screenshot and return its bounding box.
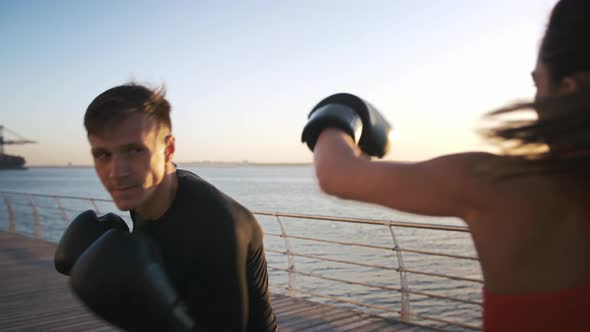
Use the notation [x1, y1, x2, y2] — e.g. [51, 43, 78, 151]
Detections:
[28, 161, 313, 168]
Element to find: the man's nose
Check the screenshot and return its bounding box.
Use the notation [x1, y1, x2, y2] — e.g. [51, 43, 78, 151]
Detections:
[110, 155, 130, 178]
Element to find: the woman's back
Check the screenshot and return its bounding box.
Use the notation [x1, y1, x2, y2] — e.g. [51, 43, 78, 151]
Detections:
[459, 157, 590, 293]
[451, 156, 590, 331]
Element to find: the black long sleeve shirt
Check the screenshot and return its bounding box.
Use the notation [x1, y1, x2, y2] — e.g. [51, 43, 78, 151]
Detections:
[131, 169, 278, 332]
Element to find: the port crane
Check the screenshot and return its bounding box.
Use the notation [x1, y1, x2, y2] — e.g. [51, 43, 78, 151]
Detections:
[0, 125, 36, 155]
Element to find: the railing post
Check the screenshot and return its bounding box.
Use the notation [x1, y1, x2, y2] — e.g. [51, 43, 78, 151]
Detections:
[387, 223, 410, 321]
[28, 195, 41, 239]
[2, 193, 16, 232]
[90, 199, 100, 214]
[54, 197, 69, 224]
[275, 214, 296, 296]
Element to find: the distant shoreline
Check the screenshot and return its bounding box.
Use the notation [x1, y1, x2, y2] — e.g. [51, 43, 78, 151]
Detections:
[29, 161, 313, 168]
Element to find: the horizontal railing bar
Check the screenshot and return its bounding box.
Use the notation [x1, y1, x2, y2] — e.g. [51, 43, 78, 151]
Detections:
[265, 232, 479, 261]
[254, 210, 469, 232]
[266, 249, 398, 271]
[6, 202, 97, 214]
[399, 268, 483, 284]
[268, 266, 482, 306]
[60, 207, 131, 220]
[268, 266, 401, 292]
[25, 211, 132, 226]
[7, 202, 62, 211]
[270, 285, 480, 331]
[1, 191, 468, 232]
[265, 232, 394, 250]
[61, 207, 95, 214]
[29, 206, 132, 219]
[396, 247, 478, 261]
[267, 249, 483, 284]
[0, 191, 112, 202]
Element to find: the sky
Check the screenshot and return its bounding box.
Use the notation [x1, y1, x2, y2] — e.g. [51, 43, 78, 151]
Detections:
[1, 0, 557, 166]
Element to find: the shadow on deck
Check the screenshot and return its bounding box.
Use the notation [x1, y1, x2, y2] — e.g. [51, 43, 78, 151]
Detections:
[0, 231, 436, 331]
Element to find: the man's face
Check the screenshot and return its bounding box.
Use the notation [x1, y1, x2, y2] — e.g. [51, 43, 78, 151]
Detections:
[89, 113, 171, 211]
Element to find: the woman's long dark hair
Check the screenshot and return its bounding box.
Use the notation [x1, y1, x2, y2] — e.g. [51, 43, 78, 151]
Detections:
[481, 0, 590, 176]
[540, 0, 590, 83]
[482, 90, 590, 176]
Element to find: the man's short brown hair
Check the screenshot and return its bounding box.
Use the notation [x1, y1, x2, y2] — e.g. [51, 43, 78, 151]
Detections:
[84, 83, 171, 136]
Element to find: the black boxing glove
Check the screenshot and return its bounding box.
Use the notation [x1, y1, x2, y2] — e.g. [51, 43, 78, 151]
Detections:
[54, 210, 129, 276]
[302, 93, 393, 158]
[70, 230, 196, 331]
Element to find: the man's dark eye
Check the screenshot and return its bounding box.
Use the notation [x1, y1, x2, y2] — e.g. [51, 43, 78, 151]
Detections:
[94, 152, 110, 160]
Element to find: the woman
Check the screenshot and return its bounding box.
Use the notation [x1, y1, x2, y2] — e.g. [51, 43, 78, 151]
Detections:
[304, 0, 590, 330]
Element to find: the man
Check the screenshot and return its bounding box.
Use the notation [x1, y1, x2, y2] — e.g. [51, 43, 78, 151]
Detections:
[57, 83, 278, 331]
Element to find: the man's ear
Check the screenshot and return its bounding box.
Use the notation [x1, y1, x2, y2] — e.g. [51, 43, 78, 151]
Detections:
[164, 134, 176, 162]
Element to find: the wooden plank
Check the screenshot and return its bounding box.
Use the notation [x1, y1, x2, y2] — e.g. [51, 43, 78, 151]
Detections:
[0, 232, 119, 332]
[277, 307, 354, 330]
[0, 231, 438, 331]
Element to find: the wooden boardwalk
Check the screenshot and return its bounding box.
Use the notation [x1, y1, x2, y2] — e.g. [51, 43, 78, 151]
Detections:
[0, 231, 436, 331]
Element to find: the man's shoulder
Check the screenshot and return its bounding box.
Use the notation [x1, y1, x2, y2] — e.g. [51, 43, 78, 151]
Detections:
[175, 169, 262, 244]
[176, 168, 205, 183]
[175, 169, 256, 223]
[176, 169, 224, 198]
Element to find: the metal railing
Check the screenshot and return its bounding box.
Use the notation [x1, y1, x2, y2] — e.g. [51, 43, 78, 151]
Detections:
[0, 190, 482, 331]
